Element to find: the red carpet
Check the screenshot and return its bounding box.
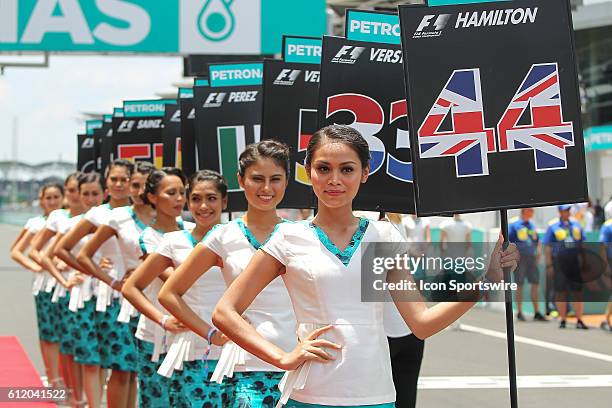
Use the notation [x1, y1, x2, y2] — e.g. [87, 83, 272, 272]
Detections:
[0, 337, 55, 407]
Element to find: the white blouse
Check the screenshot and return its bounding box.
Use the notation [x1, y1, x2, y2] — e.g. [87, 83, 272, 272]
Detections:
[104, 206, 149, 322]
[202, 219, 297, 376]
[25, 215, 46, 234]
[43, 209, 70, 295]
[25, 215, 50, 295]
[156, 228, 225, 377]
[56, 215, 99, 309]
[84, 204, 126, 308]
[135, 221, 192, 361]
[45, 209, 69, 233]
[106, 206, 147, 272]
[262, 219, 404, 406]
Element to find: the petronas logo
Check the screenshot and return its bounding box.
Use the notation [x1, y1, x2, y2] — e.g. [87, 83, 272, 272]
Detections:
[198, 0, 236, 42]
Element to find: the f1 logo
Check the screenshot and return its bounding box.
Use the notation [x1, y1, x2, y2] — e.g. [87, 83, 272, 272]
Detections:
[332, 46, 366, 64]
[117, 120, 135, 133]
[204, 92, 227, 108]
[274, 69, 302, 86]
[334, 45, 365, 60]
[81, 137, 95, 149]
[415, 14, 451, 32]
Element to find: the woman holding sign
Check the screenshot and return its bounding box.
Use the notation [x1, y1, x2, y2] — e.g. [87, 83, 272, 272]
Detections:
[159, 140, 297, 408]
[212, 125, 519, 408]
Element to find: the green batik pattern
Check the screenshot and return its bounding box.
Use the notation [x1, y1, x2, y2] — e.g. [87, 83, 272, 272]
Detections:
[236, 218, 287, 250]
[309, 218, 369, 266]
[35, 291, 58, 342]
[137, 339, 170, 408]
[72, 299, 101, 365]
[285, 400, 395, 408]
[169, 360, 235, 408]
[232, 371, 283, 408]
[97, 299, 138, 372]
[58, 296, 75, 355]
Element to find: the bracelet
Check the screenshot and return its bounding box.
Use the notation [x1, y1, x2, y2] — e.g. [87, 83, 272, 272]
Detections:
[207, 327, 217, 344]
[160, 315, 170, 330]
[110, 278, 120, 288]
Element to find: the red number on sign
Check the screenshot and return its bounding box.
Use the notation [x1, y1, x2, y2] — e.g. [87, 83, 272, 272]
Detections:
[117, 144, 150, 162]
[497, 63, 574, 171]
[327, 93, 385, 174]
[418, 69, 495, 177]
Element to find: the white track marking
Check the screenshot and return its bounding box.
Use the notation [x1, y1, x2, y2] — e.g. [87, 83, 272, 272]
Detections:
[459, 324, 612, 363]
[418, 375, 612, 389]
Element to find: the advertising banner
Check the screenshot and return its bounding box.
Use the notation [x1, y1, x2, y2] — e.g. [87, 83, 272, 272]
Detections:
[179, 87, 198, 176]
[95, 114, 114, 176]
[318, 11, 415, 213]
[0, 0, 326, 55]
[162, 103, 182, 168]
[399, 0, 587, 215]
[261, 35, 322, 209]
[112, 99, 175, 168]
[77, 133, 96, 173]
[194, 63, 263, 211]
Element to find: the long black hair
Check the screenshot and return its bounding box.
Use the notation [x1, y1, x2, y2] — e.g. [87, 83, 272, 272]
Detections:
[238, 140, 290, 178]
[188, 170, 228, 199]
[305, 125, 370, 170]
[141, 167, 186, 208]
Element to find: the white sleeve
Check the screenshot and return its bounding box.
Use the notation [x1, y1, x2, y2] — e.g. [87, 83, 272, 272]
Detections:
[46, 210, 63, 232]
[56, 218, 72, 235]
[139, 230, 156, 256]
[388, 223, 406, 243]
[260, 223, 289, 266]
[201, 223, 226, 258]
[27, 218, 46, 234]
[156, 233, 174, 259]
[84, 206, 107, 228]
[24, 218, 36, 231]
[106, 208, 123, 231]
[373, 221, 408, 259]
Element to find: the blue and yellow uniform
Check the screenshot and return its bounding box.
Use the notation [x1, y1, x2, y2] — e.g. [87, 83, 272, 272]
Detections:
[543, 218, 584, 292]
[508, 217, 539, 284]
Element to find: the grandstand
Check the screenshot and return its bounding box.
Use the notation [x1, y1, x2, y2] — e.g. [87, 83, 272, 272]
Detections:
[0, 160, 74, 205]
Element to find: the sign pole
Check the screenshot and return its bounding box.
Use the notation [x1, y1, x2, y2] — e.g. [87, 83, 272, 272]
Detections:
[500, 209, 519, 408]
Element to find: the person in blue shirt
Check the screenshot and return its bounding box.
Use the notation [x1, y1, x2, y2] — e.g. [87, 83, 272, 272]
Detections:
[509, 208, 545, 322]
[543, 205, 588, 329]
[599, 218, 612, 332]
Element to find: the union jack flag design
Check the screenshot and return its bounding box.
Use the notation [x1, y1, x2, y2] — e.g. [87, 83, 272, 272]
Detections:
[498, 63, 574, 171]
[418, 69, 495, 178]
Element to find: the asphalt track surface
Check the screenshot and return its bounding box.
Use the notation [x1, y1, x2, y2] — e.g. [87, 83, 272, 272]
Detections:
[1, 224, 610, 407]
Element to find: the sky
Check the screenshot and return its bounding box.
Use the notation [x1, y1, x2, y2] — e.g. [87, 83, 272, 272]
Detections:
[0, 55, 183, 164]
